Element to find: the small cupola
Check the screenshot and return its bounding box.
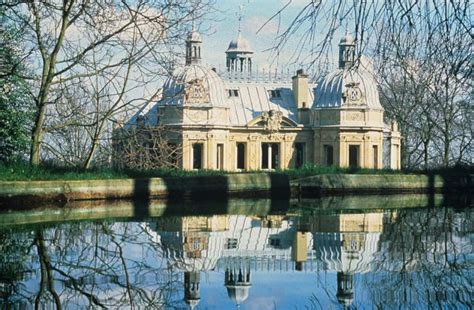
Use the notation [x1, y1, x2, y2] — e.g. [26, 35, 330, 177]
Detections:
[186, 30, 202, 66]
[225, 6, 254, 73]
[336, 272, 354, 307]
[184, 271, 201, 309]
[338, 32, 356, 69]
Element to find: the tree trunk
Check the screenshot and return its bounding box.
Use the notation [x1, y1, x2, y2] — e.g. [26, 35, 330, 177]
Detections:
[30, 105, 47, 166]
[83, 122, 107, 169]
[28, 2, 70, 166]
[443, 138, 450, 167]
[35, 229, 62, 309]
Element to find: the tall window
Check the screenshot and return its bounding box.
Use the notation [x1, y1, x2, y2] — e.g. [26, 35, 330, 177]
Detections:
[373, 145, 378, 169]
[349, 145, 360, 168]
[236, 143, 246, 170]
[216, 144, 224, 170]
[324, 145, 334, 166]
[193, 143, 203, 169]
[261, 143, 279, 169]
[295, 143, 305, 168]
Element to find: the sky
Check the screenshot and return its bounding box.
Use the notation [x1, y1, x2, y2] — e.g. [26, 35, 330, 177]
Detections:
[197, 0, 343, 75]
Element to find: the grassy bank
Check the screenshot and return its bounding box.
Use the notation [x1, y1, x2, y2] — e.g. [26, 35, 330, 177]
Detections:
[0, 161, 471, 181]
[0, 162, 228, 181]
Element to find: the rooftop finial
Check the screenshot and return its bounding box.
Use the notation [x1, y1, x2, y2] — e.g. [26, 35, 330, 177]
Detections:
[238, 4, 244, 33]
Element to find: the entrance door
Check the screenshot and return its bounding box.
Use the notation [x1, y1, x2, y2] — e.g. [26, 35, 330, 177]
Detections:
[261, 143, 279, 169]
[349, 145, 359, 168]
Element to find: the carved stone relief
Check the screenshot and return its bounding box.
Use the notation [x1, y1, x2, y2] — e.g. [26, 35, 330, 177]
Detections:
[184, 78, 210, 104]
[343, 82, 364, 105]
[249, 134, 259, 141]
[262, 110, 283, 133]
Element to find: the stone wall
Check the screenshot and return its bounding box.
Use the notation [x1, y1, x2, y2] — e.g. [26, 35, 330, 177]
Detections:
[0, 173, 470, 205]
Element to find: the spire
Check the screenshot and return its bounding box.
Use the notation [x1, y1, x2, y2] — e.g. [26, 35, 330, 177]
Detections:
[186, 29, 202, 66]
[238, 5, 243, 33]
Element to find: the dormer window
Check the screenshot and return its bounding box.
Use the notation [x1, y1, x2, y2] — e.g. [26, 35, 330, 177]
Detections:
[228, 89, 239, 97]
[268, 89, 281, 98]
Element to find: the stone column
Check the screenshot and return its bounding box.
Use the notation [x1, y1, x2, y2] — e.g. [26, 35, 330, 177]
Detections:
[182, 136, 191, 170]
[339, 136, 347, 167]
[267, 144, 272, 169]
[206, 134, 213, 170]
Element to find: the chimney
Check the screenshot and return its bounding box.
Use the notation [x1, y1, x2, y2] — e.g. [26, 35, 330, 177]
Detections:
[292, 69, 310, 124]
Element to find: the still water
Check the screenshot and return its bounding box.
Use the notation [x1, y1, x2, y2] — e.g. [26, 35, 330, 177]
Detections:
[0, 196, 472, 309]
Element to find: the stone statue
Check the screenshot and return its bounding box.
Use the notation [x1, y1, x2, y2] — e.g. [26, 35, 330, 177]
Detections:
[262, 110, 283, 133]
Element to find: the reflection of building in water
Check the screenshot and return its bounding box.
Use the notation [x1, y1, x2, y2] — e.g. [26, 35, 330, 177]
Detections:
[309, 213, 385, 307]
[146, 212, 388, 308]
[147, 214, 302, 307]
[184, 271, 200, 309]
[225, 257, 251, 307]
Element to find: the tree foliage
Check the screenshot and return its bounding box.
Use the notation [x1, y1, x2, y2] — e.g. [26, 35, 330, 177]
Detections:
[0, 9, 32, 162]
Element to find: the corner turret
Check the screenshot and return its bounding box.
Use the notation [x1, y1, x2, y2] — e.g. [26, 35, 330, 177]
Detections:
[338, 33, 356, 69]
[186, 30, 202, 65]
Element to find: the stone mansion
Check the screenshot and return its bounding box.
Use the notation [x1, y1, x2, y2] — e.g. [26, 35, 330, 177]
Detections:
[120, 29, 401, 171]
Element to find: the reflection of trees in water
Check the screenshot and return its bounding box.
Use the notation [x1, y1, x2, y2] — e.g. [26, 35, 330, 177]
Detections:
[0, 230, 35, 306]
[366, 208, 472, 308]
[0, 221, 183, 308]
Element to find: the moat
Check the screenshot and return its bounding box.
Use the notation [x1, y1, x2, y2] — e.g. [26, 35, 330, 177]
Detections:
[0, 196, 471, 309]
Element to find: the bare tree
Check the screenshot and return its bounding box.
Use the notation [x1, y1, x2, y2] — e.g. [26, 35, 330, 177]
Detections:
[114, 122, 182, 170]
[266, 0, 472, 168]
[2, 0, 212, 166]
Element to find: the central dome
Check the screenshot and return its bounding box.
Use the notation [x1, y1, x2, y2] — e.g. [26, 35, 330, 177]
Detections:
[161, 64, 227, 107]
[187, 30, 202, 42]
[339, 33, 355, 45]
[226, 285, 251, 305]
[226, 33, 253, 53]
[314, 67, 383, 109]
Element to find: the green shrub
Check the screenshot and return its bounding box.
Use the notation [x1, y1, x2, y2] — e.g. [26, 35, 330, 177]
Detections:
[0, 161, 471, 181]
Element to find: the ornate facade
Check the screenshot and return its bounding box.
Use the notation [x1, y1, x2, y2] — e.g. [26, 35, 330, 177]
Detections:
[123, 30, 401, 171]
